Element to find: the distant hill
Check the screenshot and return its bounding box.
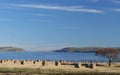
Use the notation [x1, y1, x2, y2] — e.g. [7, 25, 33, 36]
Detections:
[54, 47, 120, 52]
[0, 47, 25, 52]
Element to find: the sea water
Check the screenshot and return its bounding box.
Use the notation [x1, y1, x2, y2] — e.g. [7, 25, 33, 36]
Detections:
[0, 52, 109, 62]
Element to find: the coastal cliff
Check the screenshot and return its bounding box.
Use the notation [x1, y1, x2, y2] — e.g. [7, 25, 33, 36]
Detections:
[0, 47, 25, 52]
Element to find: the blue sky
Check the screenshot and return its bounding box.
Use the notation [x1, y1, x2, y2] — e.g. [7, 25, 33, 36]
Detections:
[0, 0, 120, 51]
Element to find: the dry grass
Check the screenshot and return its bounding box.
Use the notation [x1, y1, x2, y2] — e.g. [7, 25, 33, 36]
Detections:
[0, 68, 119, 75]
[0, 60, 120, 75]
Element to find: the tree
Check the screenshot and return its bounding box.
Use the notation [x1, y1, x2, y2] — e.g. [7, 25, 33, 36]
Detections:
[95, 48, 119, 66]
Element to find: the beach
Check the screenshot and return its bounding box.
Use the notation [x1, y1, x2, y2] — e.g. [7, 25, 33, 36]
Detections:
[0, 60, 120, 75]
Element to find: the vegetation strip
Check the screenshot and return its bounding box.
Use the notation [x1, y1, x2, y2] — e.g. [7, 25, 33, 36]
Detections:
[0, 68, 119, 75]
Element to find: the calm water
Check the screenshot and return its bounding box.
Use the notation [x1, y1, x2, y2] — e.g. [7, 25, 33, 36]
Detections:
[0, 52, 108, 62]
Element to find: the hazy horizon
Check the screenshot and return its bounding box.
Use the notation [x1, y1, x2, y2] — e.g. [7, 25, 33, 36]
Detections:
[0, 0, 120, 51]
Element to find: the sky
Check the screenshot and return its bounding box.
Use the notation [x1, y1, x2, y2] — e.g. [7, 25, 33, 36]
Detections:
[0, 0, 120, 51]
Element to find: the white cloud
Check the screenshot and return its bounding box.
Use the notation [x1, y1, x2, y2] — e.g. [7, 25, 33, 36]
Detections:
[113, 0, 120, 4]
[3, 4, 103, 14]
[80, 0, 99, 2]
[32, 14, 53, 17]
[112, 8, 120, 12]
